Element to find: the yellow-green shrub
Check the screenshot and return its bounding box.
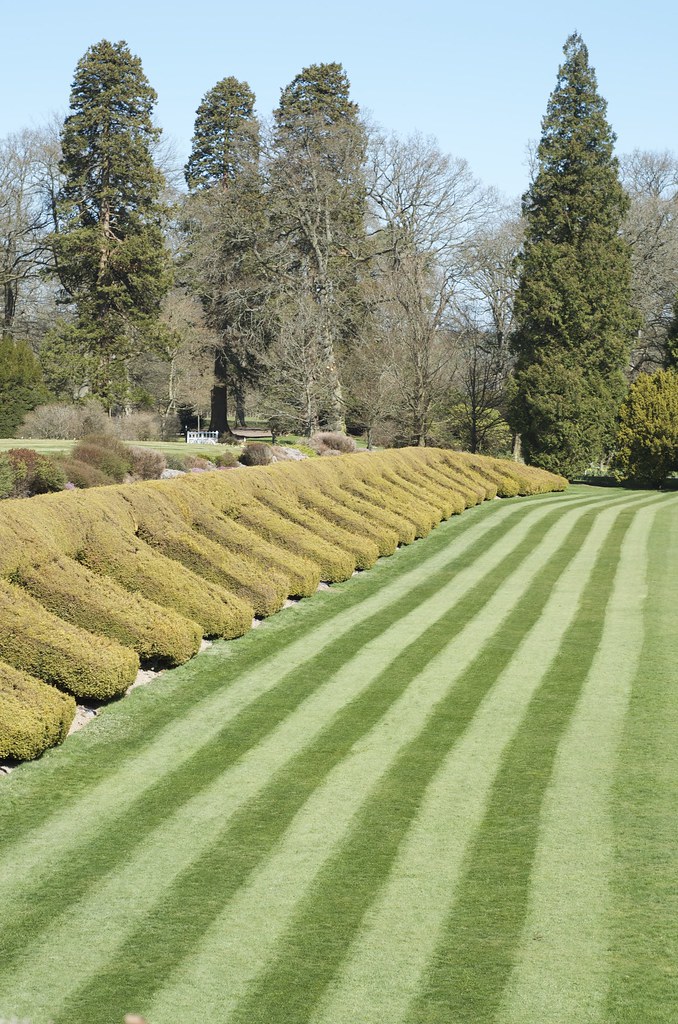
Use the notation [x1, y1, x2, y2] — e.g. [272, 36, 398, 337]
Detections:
[78, 522, 252, 639]
[112, 485, 289, 617]
[235, 500, 356, 583]
[0, 580, 139, 699]
[188, 508, 321, 599]
[290, 482, 399, 557]
[142, 475, 322, 598]
[0, 661, 76, 761]
[347, 474, 439, 538]
[248, 487, 380, 571]
[14, 556, 202, 666]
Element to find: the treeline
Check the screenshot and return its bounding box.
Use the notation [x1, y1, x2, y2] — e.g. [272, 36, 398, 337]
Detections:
[1, 35, 677, 476]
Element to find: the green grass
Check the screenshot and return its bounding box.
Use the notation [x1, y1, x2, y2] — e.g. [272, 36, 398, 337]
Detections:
[0, 485, 675, 1024]
[0, 438, 243, 458]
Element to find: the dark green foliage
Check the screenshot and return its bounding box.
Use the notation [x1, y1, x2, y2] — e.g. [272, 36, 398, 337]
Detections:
[53, 40, 172, 407]
[184, 77, 259, 191]
[270, 63, 368, 431]
[613, 369, 678, 486]
[0, 336, 47, 437]
[510, 34, 637, 477]
[184, 76, 266, 434]
[667, 298, 678, 369]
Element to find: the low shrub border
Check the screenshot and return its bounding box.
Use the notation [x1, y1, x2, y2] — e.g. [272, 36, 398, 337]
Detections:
[0, 448, 566, 762]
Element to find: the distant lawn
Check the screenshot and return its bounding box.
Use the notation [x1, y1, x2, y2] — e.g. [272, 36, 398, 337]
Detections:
[0, 438, 243, 459]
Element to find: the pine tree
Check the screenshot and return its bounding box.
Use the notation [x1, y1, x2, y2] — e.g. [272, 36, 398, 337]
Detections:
[270, 63, 368, 431]
[184, 76, 266, 432]
[185, 77, 259, 191]
[0, 336, 47, 436]
[53, 40, 172, 407]
[509, 33, 636, 476]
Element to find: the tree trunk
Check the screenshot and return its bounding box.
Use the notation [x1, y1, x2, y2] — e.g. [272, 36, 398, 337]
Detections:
[234, 380, 247, 427]
[210, 348, 229, 434]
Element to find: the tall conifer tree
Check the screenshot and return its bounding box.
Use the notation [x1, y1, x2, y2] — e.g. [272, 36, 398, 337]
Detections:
[510, 33, 636, 476]
[184, 76, 264, 431]
[53, 40, 172, 407]
[270, 63, 367, 431]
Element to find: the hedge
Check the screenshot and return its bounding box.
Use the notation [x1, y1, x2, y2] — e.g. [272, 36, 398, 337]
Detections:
[0, 448, 566, 761]
[14, 556, 203, 666]
[0, 661, 76, 761]
[0, 580, 139, 700]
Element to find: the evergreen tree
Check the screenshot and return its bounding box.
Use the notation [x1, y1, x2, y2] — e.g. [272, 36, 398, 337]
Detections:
[509, 33, 636, 476]
[269, 63, 368, 431]
[0, 336, 47, 436]
[184, 76, 266, 432]
[53, 40, 172, 408]
[185, 77, 259, 191]
[613, 368, 678, 486]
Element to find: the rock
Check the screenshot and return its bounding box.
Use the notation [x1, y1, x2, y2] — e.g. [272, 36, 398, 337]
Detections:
[160, 468, 185, 479]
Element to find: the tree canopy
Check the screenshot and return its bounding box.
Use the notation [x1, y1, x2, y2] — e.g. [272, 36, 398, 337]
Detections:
[510, 33, 637, 476]
[53, 39, 172, 407]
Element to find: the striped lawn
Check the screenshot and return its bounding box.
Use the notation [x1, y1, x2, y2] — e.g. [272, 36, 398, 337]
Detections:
[0, 486, 675, 1024]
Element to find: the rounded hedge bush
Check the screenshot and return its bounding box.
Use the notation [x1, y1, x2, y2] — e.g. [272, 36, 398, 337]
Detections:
[0, 581, 139, 700]
[0, 661, 76, 761]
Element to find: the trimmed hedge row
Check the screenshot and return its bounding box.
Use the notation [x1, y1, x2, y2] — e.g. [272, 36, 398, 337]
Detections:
[14, 556, 203, 667]
[0, 661, 76, 761]
[0, 448, 566, 762]
[0, 580, 139, 700]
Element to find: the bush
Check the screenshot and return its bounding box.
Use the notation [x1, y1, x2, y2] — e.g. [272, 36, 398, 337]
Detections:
[72, 435, 134, 482]
[214, 449, 240, 468]
[4, 449, 66, 498]
[130, 447, 167, 480]
[19, 400, 110, 440]
[0, 579, 139, 700]
[15, 555, 202, 666]
[164, 453, 189, 471]
[310, 431, 358, 455]
[184, 454, 215, 470]
[0, 336, 48, 437]
[0, 661, 75, 761]
[239, 443, 273, 466]
[613, 369, 678, 486]
[60, 458, 115, 489]
[0, 455, 16, 499]
[111, 411, 163, 442]
[0, 447, 567, 761]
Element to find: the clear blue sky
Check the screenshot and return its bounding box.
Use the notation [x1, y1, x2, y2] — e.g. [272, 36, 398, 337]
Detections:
[2, 0, 676, 199]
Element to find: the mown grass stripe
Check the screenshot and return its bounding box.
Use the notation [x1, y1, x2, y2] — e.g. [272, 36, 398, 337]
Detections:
[400, 500, 661, 1024]
[210, 495, 650, 1024]
[0, 491, 586, 942]
[25, 494, 604, 1023]
[499, 501, 659, 1024]
[605, 495, 678, 1024]
[0, 488, 564, 858]
[144, 489, 622, 1024]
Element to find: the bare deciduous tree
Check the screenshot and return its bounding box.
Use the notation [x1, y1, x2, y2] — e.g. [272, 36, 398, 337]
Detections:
[621, 149, 678, 371]
[366, 132, 490, 444]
